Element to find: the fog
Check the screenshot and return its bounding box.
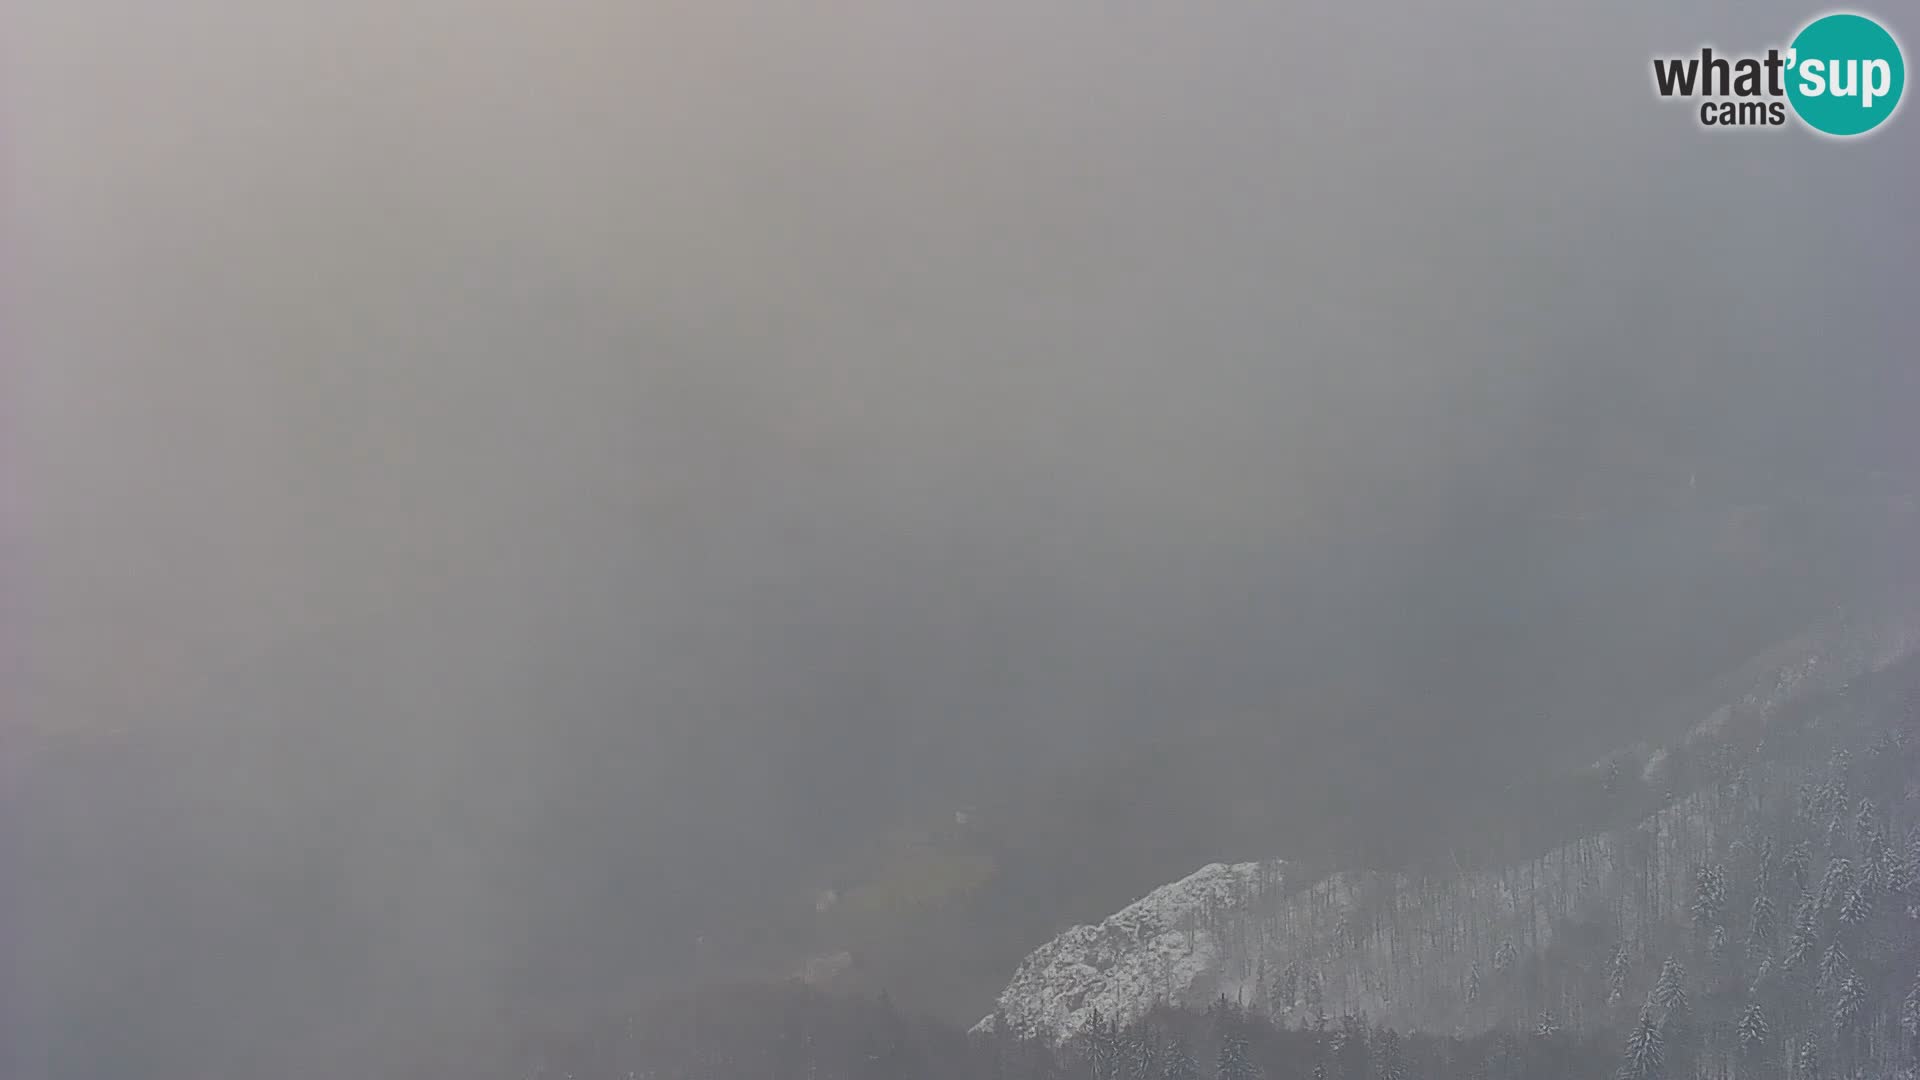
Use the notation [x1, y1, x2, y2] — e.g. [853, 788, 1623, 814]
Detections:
[2, 0, 1916, 1074]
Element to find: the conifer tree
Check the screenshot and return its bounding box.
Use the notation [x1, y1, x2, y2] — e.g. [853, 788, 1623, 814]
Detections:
[1786, 842, 1812, 892]
[1874, 837, 1907, 898]
[1492, 940, 1519, 977]
[1265, 961, 1295, 1020]
[1084, 1010, 1117, 1080]
[1838, 883, 1873, 930]
[1826, 750, 1852, 809]
[1162, 1038, 1200, 1080]
[1659, 994, 1695, 1080]
[1749, 893, 1777, 952]
[1373, 1028, 1407, 1080]
[1785, 897, 1819, 972]
[1902, 972, 1920, 1075]
[1213, 1006, 1259, 1076]
[1819, 858, 1853, 913]
[1834, 971, 1867, 1034]
[1606, 945, 1631, 1009]
[1864, 831, 1892, 891]
[1488, 1031, 1521, 1080]
[1621, 1006, 1665, 1080]
[1121, 1025, 1158, 1080]
[1331, 1014, 1370, 1080]
[1308, 1011, 1330, 1080]
[1750, 949, 1775, 997]
[1215, 1025, 1258, 1080]
[1796, 1038, 1820, 1080]
[1651, 957, 1688, 1014]
[1855, 798, 1878, 848]
[1818, 943, 1850, 992]
[1755, 835, 1776, 891]
[1736, 1002, 1768, 1053]
[1692, 866, 1727, 931]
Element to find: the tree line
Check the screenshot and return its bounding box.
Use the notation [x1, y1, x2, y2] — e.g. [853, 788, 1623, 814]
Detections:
[513, 982, 1626, 1080]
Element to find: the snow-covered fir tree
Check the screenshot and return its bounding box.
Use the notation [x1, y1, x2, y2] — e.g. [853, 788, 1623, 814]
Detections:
[1858, 798, 1880, 848]
[1736, 1002, 1768, 1052]
[1371, 1029, 1407, 1080]
[1119, 1025, 1157, 1080]
[1749, 893, 1777, 951]
[1161, 1038, 1199, 1080]
[1213, 1022, 1257, 1080]
[1903, 973, 1920, 1038]
[1692, 865, 1727, 930]
[1491, 940, 1518, 977]
[1621, 1006, 1665, 1080]
[1835, 971, 1868, 1033]
[1820, 858, 1853, 912]
[1818, 942, 1851, 991]
[1786, 841, 1813, 892]
[1083, 1011, 1118, 1080]
[1785, 898, 1820, 971]
[1796, 1037, 1820, 1080]
[1606, 945, 1631, 1008]
[1652, 957, 1688, 1013]
[1659, 998, 1694, 1079]
[1838, 882, 1874, 928]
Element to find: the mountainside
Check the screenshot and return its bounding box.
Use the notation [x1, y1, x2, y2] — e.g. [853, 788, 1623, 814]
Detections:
[982, 596, 1920, 1062]
[794, 497, 1920, 1024]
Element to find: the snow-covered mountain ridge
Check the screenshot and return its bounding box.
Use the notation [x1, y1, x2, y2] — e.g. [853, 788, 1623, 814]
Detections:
[980, 596, 1920, 1043]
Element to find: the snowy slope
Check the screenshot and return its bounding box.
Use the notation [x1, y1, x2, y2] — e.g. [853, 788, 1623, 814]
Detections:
[978, 795, 1724, 1041]
[980, 598, 1920, 1043]
[972, 860, 1281, 1040]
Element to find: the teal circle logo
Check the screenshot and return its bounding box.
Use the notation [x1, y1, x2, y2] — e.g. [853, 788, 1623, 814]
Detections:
[1786, 13, 1905, 136]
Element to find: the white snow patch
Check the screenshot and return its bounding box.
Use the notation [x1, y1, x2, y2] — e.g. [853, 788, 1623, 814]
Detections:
[974, 861, 1278, 1039]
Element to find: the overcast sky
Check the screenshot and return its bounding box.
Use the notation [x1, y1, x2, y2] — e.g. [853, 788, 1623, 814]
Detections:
[3, 0, 1917, 1071]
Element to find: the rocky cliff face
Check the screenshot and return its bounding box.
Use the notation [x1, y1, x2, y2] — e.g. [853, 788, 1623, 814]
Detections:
[980, 596, 1920, 1043]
